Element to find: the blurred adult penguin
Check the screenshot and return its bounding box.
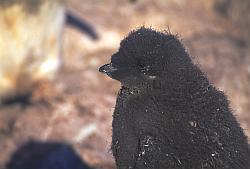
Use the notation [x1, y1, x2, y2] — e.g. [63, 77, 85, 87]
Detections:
[0, 0, 98, 102]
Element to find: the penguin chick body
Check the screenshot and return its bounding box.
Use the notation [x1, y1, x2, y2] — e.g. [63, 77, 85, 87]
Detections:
[99, 27, 250, 169]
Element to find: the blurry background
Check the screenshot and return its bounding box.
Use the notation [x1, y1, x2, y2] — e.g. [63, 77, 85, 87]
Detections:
[0, 0, 249, 169]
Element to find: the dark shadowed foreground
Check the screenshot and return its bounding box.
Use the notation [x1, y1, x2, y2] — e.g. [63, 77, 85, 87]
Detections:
[7, 140, 93, 169]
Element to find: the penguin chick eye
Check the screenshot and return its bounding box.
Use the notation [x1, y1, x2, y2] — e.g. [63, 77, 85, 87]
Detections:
[140, 65, 151, 75]
[139, 64, 158, 79]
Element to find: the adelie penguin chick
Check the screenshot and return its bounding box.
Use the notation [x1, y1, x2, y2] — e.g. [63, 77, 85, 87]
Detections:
[99, 27, 250, 169]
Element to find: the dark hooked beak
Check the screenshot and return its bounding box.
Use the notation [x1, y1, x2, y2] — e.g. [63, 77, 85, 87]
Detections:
[99, 63, 118, 75]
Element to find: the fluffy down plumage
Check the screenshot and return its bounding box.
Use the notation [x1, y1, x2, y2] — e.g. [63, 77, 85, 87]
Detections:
[99, 27, 250, 169]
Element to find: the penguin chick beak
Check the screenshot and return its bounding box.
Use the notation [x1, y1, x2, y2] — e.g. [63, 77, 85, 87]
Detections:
[99, 63, 118, 75]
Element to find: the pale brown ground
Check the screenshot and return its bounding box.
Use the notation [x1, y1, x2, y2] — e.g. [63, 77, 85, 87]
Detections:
[0, 0, 249, 169]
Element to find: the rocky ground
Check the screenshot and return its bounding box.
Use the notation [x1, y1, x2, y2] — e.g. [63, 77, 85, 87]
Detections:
[0, 0, 249, 169]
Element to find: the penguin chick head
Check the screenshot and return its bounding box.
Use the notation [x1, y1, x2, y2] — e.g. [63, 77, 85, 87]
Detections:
[99, 27, 191, 86]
